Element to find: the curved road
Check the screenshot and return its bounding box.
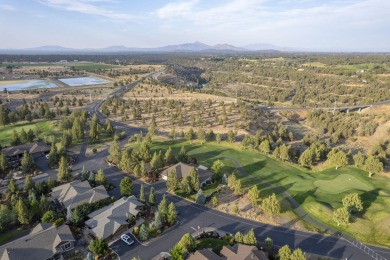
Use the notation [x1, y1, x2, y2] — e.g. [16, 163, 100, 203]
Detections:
[83, 82, 390, 259]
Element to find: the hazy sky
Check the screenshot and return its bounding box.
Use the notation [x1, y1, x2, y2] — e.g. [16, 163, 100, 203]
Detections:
[0, 0, 389, 51]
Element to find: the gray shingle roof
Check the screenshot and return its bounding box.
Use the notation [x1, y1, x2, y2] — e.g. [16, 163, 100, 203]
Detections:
[50, 180, 110, 210]
[0, 224, 75, 260]
[160, 162, 213, 183]
[85, 195, 144, 240]
[1, 142, 50, 157]
[188, 249, 226, 260]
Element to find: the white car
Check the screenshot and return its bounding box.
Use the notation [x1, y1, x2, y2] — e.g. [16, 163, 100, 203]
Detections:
[120, 234, 134, 246]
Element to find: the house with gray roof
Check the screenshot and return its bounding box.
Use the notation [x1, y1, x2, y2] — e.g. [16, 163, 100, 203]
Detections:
[188, 244, 268, 260]
[85, 195, 145, 241]
[160, 162, 213, 187]
[1, 142, 50, 167]
[50, 180, 110, 210]
[0, 224, 75, 260]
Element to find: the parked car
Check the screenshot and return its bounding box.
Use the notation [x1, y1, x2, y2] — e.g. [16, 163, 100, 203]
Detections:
[121, 234, 134, 246]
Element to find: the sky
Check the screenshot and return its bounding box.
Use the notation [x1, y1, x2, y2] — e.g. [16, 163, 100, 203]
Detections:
[0, 0, 389, 51]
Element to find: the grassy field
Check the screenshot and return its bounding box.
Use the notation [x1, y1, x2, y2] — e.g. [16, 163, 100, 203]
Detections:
[151, 139, 390, 247]
[195, 238, 229, 254]
[0, 120, 61, 146]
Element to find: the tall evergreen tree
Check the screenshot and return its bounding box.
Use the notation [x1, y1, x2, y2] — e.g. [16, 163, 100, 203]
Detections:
[189, 168, 200, 192]
[21, 151, 35, 174]
[107, 139, 121, 165]
[15, 199, 30, 225]
[139, 184, 145, 203]
[57, 156, 70, 182]
[149, 187, 156, 206]
[71, 117, 84, 142]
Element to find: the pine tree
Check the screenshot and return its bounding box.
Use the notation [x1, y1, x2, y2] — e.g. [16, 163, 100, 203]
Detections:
[227, 173, 237, 189]
[211, 196, 218, 207]
[234, 232, 243, 243]
[11, 130, 20, 146]
[264, 237, 273, 251]
[139, 184, 145, 203]
[278, 245, 292, 260]
[247, 185, 260, 207]
[291, 248, 306, 260]
[158, 195, 169, 223]
[149, 187, 156, 206]
[48, 144, 59, 167]
[71, 117, 83, 142]
[107, 139, 121, 165]
[89, 114, 100, 142]
[166, 169, 178, 192]
[195, 189, 206, 204]
[139, 224, 149, 240]
[66, 207, 72, 223]
[177, 146, 188, 163]
[120, 177, 133, 196]
[47, 177, 55, 190]
[233, 179, 243, 195]
[95, 169, 107, 186]
[24, 175, 34, 191]
[8, 178, 18, 194]
[167, 202, 177, 226]
[105, 119, 115, 136]
[189, 168, 200, 192]
[21, 151, 35, 174]
[16, 199, 30, 225]
[299, 148, 314, 168]
[197, 128, 206, 144]
[181, 176, 192, 195]
[0, 152, 8, 175]
[261, 193, 281, 215]
[243, 228, 257, 245]
[153, 211, 162, 229]
[39, 195, 51, 213]
[211, 160, 224, 181]
[259, 139, 271, 154]
[57, 156, 70, 182]
[164, 147, 176, 165]
[19, 128, 28, 144]
[178, 233, 195, 252]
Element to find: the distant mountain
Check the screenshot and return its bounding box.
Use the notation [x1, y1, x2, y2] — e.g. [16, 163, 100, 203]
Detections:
[212, 44, 244, 51]
[0, 42, 285, 54]
[28, 45, 75, 52]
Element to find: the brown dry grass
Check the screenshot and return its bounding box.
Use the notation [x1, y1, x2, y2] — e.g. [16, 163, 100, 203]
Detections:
[210, 187, 311, 232]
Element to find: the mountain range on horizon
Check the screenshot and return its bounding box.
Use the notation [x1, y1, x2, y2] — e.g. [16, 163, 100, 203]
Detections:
[0, 41, 290, 54]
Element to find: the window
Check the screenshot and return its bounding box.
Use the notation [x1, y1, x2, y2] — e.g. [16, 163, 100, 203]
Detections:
[62, 242, 72, 251]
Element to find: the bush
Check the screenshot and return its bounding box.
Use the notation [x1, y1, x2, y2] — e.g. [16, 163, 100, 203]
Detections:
[92, 148, 97, 154]
[133, 226, 139, 235]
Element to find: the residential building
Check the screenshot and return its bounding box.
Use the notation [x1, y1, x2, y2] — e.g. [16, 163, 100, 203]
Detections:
[50, 180, 110, 210]
[188, 244, 268, 260]
[85, 195, 145, 241]
[1, 142, 50, 167]
[160, 162, 213, 187]
[0, 224, 75, 260]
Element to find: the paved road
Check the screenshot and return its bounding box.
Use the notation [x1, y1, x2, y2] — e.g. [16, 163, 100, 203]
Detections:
[3, 75, 390, 259]
[259, 99, 390, 112]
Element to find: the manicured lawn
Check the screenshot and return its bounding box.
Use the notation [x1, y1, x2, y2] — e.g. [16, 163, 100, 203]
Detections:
[151, 139, 390, 247]
[0, 227, 30, 245]
[195, 238, 229, 254]
[0, 120, 61, 146]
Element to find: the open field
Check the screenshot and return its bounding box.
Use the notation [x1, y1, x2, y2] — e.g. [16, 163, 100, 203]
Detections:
[150, 139, 390, 247]
[0, 120, 61, 146]
[1, 61, 120, 70]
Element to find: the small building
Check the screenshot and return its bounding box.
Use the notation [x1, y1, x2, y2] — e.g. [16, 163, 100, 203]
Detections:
[50, 180, 110, 210]
[188, 244, 268, 260]
[160, 162, 213, 187]
[85, 195, 145, 241]
[0, 224, 75, 260]
[1, 142, 51, 167]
